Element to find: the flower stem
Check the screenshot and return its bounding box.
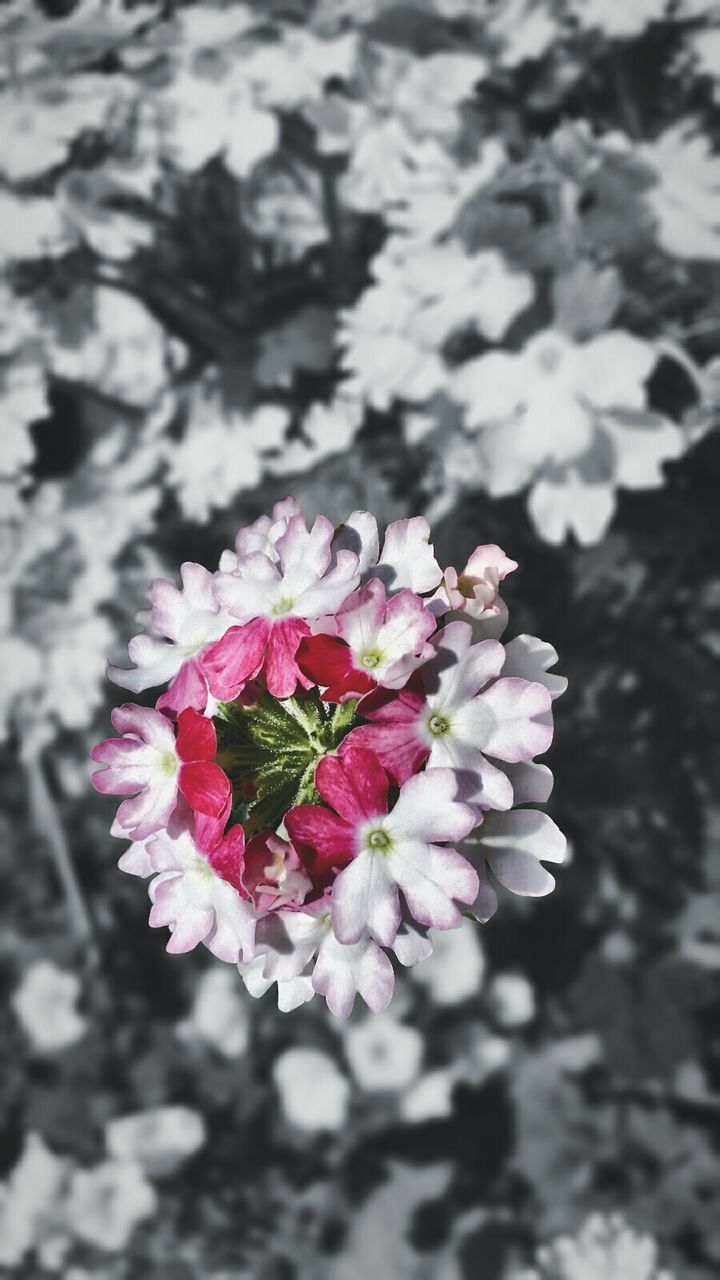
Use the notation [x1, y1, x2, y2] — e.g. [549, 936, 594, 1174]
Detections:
[24, 749, 99, 963]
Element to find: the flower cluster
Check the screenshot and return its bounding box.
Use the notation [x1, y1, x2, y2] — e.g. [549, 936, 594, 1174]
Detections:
[93, 500, 566, 1017]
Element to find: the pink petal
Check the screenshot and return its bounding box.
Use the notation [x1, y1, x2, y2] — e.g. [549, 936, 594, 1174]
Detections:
[202, 617, 269, 700]
[148, 577, 186, 640]
[110, 704, 175, 751]
[344, 721, 428, 786]
[379, 516, 441, 594]
[312, 932, 395, 1018]
[115, 784, 179, 842]
[156, 658, 209, 718]
[391, 842, 479, 930]
[315, 746, 388, 824]
[387, 769, 476, 845]
[276, 513, 333, 582]
[332, 511, 380, 576]
[296, 633, 374, 702]
[285, 806, 356, 875]
[207, 823, 246, 894]
[480, 809, 566, 897]
[265, 616, 311, 699]
[179, 760, 231, 822]
[175, 707, 216, 763]
[463, 543, 518, 582]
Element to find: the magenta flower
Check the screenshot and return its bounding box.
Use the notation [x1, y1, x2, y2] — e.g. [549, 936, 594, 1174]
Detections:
[92, 705, 231, 841]
[203, 513, 360, 699]
[346, 621, 552, 811]
[241, 831, 312, 912]
[107, 563, 231, 717]
[286, 746, 478, 947]
[296, 579, 436, 702]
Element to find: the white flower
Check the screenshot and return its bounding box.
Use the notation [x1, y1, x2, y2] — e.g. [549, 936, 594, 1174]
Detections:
[12, 961, 87, 1053]
[410, 920, 486, 1006]
[47, 287, 177, 410]
[568, 0, 667, 38]
[451, 328, 685, 544]
[344, 1013, 423, 1092]
[520, 1213, 675, 1280]
[272, 1047, 351, 1132]
[400, 1069, 457, 1123]
[488, 973, 536, 1028]
[105, 1107, 206, 1178]
[488, 0, 562, 68]
[0, 190, 74, 264]
[391, 52, 487, 140]
[0, 359, 48, 480]
[177, 967, 250, 1059]
[65, 1161, 157, 1252]
[160, 70, 278, 178]
[640, 120, 720, 261]
[0, 1133, 69, 1269]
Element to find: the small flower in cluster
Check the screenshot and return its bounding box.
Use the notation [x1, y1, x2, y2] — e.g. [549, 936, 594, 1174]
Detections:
[92, 499, 567, 1018]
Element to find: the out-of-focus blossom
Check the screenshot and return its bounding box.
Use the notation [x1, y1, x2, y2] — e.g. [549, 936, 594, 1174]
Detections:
[272, 1047, 350, 1132]
[399, 1068, 458, 1122]
[0, 190, 74, 263]
[65, 1161, 157, 1253]
[451, 328, 684, 544]
[568, 0, 668, 38]
[0, 1134, 69, 1269]
[343, 1012, 423, 1092]
[488, 0, 563, 67]
[12, 961, 87, 1053]
[105, 1107, 206, 1178]
[0, 75, 132, 181]
[516, 1213, 675, 1280]
[177, 967, 251, 1058]
[641, 121, 720, 261]
[0, 359, 48, 480]
[160, 70, 278, 179]
[47, 286, 182, 410]
[488, 972, 536, 1028]
[167, 389, 290, 523]
[410, 920, 486, 1006]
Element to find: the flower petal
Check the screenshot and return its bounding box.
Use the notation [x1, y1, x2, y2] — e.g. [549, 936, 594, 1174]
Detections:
[315, 746, 389, 825]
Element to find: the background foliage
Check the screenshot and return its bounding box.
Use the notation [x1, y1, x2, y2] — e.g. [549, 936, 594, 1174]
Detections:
[1, 0, 719, 1276]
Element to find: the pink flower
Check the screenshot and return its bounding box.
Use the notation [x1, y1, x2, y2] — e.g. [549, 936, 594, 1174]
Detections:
[461, 808, 567, 923]
[92, 705, 231, 841]
[333, 511, 442, 594]
[429, 543, 517, 638]
[107, 563, 231, 717]
[286, 746, 477, 946]
[203, 513, 360, 699]
[241, 831, 312, 912]
[147, 817, 256, 962]
[346, 621, 552, 811]
[296, 579, 436, 702]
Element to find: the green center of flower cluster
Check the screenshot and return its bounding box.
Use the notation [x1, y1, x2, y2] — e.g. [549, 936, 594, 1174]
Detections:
[214, 690, 358, 834]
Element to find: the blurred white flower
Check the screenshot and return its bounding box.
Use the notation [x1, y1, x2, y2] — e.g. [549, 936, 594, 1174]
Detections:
[488, 973, 536, 1029]
[392, 52, 487, 140]
[177, 967, 251, 1059]
[488, 0, 562, 67]
[0, 190, 74, 264]
[459, 1027, 512, 1084]
[399, 1068, 457, 1123]
[344, 1013, 423, 1092]
[641, 120, 720, 260]
[160, 70, 278, 179]
[105, 1107, 206, 1178]
[410, 921, 486, 1006]
[47, 286, 178, 409]
[0, 1133, 69, 1269]
[167, 383, 289, 521]
[568, 0, 668, 38]
[0, 75, 128, 181]
[517, 1213, 674, 1280]
[57, 168, 155, 262]
[272, 1047, 350, 1132]
[0, 359, 48, 480]
[242, 28, 358, 111]
[451, 327, 685, 544]
[12, 961, 87, 1053]
[65, 1160, 157, 1252]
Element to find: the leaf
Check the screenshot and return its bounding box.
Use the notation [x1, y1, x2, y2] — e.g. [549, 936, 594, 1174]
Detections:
[553, 261, 623, 340]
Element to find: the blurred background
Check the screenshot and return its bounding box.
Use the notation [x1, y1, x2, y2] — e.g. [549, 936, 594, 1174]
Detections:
[1, 0, 719, 1276]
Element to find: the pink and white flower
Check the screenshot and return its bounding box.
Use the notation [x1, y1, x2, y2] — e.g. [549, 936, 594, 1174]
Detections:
[204, 512, 360, 699]
[92, 498, 567, 1019]
[429, 543, 518, 639]
[92, 705, 231, 841]
[461, 808, 568, 923]
[296, 578, 436, 701]
[107, 562, 232, 717]
[146, 818, 256, 963]
[286, 746, 478, 946]
[346, 622, 552, 811]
